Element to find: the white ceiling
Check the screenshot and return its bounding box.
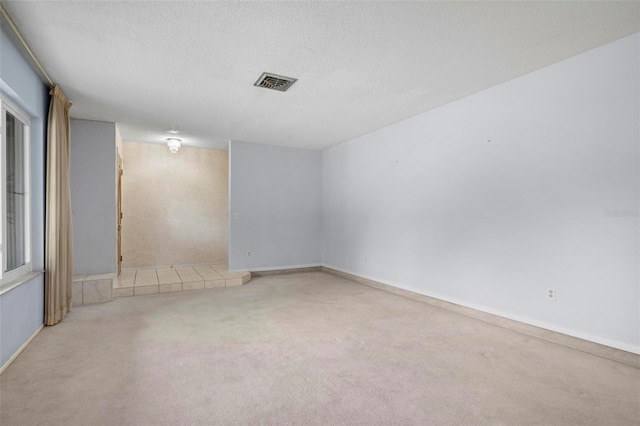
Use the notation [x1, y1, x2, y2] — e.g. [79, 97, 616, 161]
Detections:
[3, 1, 639, 151]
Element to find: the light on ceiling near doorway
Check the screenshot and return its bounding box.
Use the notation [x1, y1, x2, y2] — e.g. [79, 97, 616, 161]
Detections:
[167, 138, 181, 154]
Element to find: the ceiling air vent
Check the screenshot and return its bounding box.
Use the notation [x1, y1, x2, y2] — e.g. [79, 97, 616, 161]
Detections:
[253, 72, 297, 92]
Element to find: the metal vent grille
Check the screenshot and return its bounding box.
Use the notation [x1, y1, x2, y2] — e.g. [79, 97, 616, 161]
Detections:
[254, 72, 297, 92]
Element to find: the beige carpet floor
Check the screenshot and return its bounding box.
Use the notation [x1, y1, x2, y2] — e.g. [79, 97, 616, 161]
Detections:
[1, 272, 637, 425]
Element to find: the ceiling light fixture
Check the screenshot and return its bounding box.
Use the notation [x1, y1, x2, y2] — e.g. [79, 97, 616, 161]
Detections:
[167, 138, 182, 154]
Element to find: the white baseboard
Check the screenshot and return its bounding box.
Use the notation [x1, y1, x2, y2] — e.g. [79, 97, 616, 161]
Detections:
[0, 324, 44, 375]
[232, 263, 323, 273]
[322, 264, 640, 357]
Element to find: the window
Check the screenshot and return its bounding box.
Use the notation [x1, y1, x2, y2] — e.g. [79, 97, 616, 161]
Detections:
[0, 93, 31, 285]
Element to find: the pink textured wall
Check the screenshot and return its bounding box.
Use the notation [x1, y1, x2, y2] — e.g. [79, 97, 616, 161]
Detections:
[121, 141, 228, 268]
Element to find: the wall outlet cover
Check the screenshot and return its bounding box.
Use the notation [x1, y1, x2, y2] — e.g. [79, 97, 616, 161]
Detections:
[547, 288, 556, 301]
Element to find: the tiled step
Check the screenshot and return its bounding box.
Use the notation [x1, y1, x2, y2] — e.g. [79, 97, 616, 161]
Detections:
[112, 264, 251, 298]
[72, 273, 115, 306]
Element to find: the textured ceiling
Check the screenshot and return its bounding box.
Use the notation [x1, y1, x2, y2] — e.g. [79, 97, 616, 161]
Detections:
[3, 1, 639, 150]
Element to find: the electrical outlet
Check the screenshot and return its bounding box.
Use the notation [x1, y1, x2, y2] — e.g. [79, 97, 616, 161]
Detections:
[364, 256, 368, 262]
[247, 251, 251, 257]
[234, 213, 240, 219]
[547, 288, 556, 301]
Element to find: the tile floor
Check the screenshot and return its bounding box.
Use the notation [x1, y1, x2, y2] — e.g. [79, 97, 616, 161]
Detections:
[113, 264, 251, 298]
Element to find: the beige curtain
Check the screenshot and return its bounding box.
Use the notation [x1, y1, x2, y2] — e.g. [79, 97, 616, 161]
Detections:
[44, 86, 73, 326]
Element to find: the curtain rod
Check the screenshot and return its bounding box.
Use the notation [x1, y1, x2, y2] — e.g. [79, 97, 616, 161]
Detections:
[0, 4, 54, 87]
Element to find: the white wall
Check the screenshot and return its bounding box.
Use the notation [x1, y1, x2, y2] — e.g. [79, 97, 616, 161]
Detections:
[70, 119, 116, 275]
[323, 34, 639, 352]
[229, 140, 322, 271]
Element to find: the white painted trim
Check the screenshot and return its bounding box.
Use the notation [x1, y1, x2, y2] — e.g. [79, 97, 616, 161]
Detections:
[232, 263, 323, 273]
[323, 264, 640, 355]
[0, 323, 43, 375]
[0, 270, 43, 296]
[0, 92, 33, 286]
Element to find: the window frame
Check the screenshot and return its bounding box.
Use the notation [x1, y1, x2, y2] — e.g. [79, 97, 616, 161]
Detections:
[0, 92, 32, 285]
